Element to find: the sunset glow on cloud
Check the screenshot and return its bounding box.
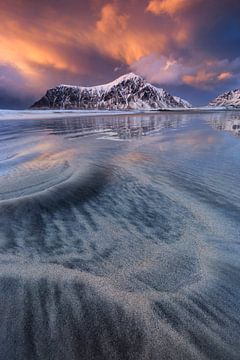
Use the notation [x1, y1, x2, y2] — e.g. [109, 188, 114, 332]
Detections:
[0, 0, 240, 107]
[146, 0, 194, 16]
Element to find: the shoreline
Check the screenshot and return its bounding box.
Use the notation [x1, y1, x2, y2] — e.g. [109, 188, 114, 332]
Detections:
[0, 107, 239, 121]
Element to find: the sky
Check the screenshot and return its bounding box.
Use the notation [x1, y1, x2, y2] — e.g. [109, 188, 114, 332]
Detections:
[0, 0, 240, 108]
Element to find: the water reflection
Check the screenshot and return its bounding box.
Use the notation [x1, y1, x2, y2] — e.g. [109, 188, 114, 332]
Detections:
[32, 114, 189, 140]
[207, 112, 240, 136]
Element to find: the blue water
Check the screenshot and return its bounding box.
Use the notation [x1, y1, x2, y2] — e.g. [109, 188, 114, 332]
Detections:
[0, 111, 240, 359]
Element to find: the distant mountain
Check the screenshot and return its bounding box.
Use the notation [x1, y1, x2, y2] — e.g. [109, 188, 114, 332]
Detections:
[209, 89, 240, 108]
[31, 73, 191, 110]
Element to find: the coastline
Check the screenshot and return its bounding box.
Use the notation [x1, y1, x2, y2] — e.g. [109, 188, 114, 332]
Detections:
[0, 106, 239, 121]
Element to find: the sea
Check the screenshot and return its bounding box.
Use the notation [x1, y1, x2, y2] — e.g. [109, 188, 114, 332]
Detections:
[0, 111, 240, 359]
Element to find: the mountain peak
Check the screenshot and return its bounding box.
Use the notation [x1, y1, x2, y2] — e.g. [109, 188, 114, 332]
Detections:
[209, 88, 240, 108]
[58, 73, 144, 91]
[31, 73, 191, 110]
[113, 72, 143, 82]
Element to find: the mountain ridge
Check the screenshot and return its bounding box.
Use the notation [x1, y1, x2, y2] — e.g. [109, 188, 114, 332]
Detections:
[209, 89, 240, 108]
[31, 73, 192, 110]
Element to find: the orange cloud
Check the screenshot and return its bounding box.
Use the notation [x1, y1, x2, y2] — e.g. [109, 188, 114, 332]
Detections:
[146, 0, 193, 15]
[0, 2, 169, 84]
[96, 3, 129, 33]
[182, 70, 216, 88]
[218, 72, 232, 81]
[89, 3, 167, 64]
[0, 8, 84, 90]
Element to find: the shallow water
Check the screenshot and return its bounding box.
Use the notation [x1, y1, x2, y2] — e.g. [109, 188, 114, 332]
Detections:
[0, 111, 240, 360]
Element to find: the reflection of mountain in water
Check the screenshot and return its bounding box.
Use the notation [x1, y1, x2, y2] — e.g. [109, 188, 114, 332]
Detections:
[208, 113, 240, 136]
[36, 114, 189, 140]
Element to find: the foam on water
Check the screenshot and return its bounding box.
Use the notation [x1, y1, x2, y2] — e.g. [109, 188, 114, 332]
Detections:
[0, 112, 240, 359]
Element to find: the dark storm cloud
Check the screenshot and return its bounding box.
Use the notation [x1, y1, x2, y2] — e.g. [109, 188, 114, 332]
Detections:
[0, 64, 35, 108]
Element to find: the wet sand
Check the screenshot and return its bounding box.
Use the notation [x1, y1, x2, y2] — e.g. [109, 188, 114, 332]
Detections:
[0, 112, 240, 359]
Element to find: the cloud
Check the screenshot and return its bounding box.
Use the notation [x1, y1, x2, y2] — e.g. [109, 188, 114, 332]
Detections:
[131, 54, 240, 89]
[217, 72, 233, 81]
[131, 54, 191, 85]
[0, 64, 36, 108]
[182, 70, 216, 88]
[181, 59, 240, 89]
[146, 0, 193, 16]
[88, 3, 168, 64]
[96, 3, 129, 33]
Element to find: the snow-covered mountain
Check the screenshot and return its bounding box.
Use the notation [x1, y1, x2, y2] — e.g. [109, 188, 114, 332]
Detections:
[209, 89, 240, 108]
[31, 73, 191, 110]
